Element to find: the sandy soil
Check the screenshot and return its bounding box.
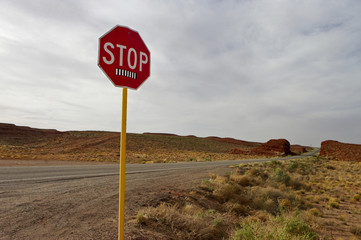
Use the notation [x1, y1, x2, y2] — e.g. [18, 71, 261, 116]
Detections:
[0, 160, 232, 240]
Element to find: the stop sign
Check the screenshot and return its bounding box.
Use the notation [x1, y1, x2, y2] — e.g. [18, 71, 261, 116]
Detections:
[98, 25, 150, 90]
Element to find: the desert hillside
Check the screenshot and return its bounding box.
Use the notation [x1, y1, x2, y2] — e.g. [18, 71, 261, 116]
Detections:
[0, 123, 310, 163]
[320, 140, 361, 162]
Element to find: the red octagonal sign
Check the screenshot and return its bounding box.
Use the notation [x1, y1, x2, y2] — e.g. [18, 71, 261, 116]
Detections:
[98, 25, 150, 90]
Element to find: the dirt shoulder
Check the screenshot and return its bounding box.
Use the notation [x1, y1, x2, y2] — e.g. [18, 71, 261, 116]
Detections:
[0, 160, 233, 240]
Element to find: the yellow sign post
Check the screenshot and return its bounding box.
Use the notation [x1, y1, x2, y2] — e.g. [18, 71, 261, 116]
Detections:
[98, 25, 150, 240]
[119, 87, 127, 240]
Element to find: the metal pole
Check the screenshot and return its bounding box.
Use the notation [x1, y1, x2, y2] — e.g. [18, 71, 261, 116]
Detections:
[119, 87, 127, 240]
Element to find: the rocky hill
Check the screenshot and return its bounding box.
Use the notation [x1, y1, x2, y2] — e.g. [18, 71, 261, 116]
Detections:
[0, 123, 61, 145]
[320, 140, 361, 162]
[0, 123, 310, 163]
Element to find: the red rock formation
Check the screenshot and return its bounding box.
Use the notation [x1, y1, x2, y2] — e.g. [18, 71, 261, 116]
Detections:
[290, 145, 307, 154]
[229, 139, 292, 156]
[252, 139, 292, 157]
[320, 140, 361, 162]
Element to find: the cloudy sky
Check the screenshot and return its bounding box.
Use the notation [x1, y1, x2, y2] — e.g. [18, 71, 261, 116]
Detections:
[1, 0, 360, 146]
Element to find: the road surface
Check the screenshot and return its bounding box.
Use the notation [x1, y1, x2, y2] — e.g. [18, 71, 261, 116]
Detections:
[0, 149, 319, 239]
[0, 149, 319, 184]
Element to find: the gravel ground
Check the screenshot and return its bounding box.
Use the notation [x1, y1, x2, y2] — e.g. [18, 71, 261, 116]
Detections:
[0, 161, 232, 239]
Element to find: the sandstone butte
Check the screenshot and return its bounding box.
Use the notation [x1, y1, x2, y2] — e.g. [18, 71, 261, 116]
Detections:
[320, 140, 361, 162]
[230, 139, 295, 157]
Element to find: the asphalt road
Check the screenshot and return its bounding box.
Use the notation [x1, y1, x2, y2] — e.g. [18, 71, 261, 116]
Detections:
[0, 149, 319, 184]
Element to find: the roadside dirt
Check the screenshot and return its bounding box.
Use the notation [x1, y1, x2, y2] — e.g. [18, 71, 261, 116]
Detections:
[0, 160, 232, 240]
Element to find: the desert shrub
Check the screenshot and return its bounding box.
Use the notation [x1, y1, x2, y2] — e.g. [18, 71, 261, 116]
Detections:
[354, 194, 360, 201]
[230, 173, 252, 186]
[223, 201, 249, 215]
[246, 168, 269, 181]
[308, 208, 322, 217]
[182, 204, 203, 216]
[326, 165, 336, 170]
[262, 187, 285, 200]
[211, 217, 224, 227]
[243, 210, 269, 223]
[252, 196, 276, 214]
[136, 211, 148, 225]
[136, 203, 226, 239]
[250, 187, 284, 215]
[200, 179, 214, 192]
[289, 179, 302, 190]
[288, 161, 299, 172]
[270, 160, 283, 168]
[206, 209, 216, 215]
[246, 168, 260, 177]
[274, 168, 291, 185]
[329, 198, 340, 208]
[209, 173, 217, 179]
[350, 225, 361, 236]
[278, 198, 292, 211]
[213, 183, 238, 203]
[281, 215, 316, 238]
[289, 175, 309, 190]
[232, 214, 317, 240]
[214, 175, 228, 183]
[232, 220, 265, 240]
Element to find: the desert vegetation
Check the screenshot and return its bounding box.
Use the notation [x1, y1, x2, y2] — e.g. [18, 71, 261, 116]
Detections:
[133, 156, 361, 239]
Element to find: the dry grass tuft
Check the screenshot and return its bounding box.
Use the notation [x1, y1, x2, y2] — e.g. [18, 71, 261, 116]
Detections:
[350, 225, 361, 236]
[308, 208, 323, 217]
[223, 201, 249, 215]
[212, 183, 238, 203]
[329, 197, 340, 209]
[230, 173, 252, 186]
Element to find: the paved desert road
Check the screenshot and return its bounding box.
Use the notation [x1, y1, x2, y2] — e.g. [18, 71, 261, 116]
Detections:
[0, 149, 319, 239]
[0, 149, 319, 184]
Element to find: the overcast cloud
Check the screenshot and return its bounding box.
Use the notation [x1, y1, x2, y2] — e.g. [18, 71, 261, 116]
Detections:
[1, 0, 360, 146]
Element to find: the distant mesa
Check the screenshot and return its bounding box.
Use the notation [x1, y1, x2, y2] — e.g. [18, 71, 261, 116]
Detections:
[1, 123, 313, 163]
[185, 135, 197, 138]
[0, 123, 61, 146]
[143, 133, 262, 147]
[144, 132, 198, 138]
[320, 140, 361, 162]
[143, 132, 179, 137]
[0, 123, 60, 134]
[138, 134, 305, 157]
[205, 136, 261, 147]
